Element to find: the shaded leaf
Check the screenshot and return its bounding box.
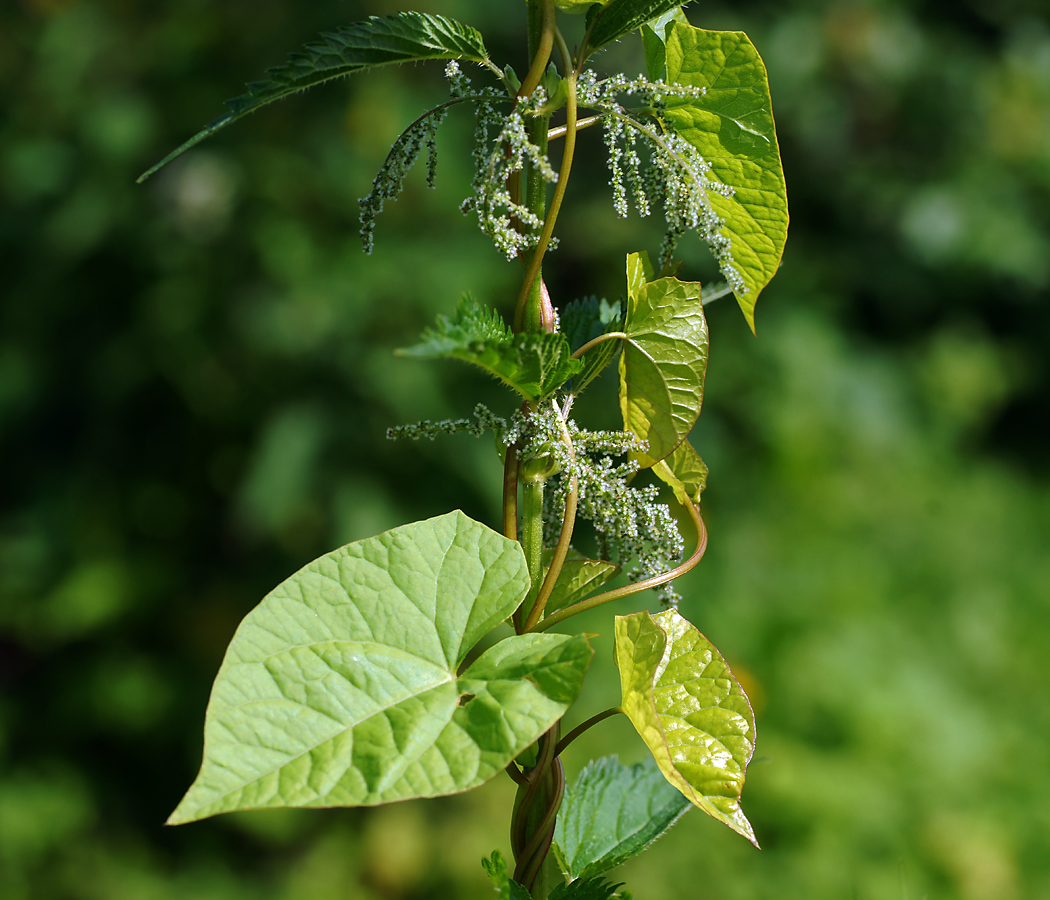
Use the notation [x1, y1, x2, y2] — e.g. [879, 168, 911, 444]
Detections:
[168, 511, 593, 824]
[399, 296, 581, 402]
[139, 13, 488, 181]
[541, 549, 620, 614]
[614, 609, 757, 845]
[662, 25, 788, 330]
[652, 438, 708, 506]
[482, 850, 532, 900]
[553, 756, 690, 880]
[561, 297, 624, 396]
[641, 7, 689, 80]
[618, 252, 708, 468]
[588, 0, 696, 53]
[550, 878, 632, 899]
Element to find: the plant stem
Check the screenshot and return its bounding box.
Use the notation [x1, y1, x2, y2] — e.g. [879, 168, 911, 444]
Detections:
[571, 331, 627, 359]
[519, 476, 546, 631]
[530, 499, 709, 633]
[554, 707, 624, 756]
[548, 114, 600, 141]
[503, 446, 519, 542]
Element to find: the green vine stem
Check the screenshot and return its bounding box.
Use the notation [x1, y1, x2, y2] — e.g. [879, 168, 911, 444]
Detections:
[531, 498, 709, 633]
[570, 331, 628, 360]
[554, 707, 624, 756]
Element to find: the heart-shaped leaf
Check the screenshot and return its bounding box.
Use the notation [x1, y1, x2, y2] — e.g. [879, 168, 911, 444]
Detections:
[553, 755, 690, 880]
[662, 25, 788, 331]
[614, 609, 757, 845]
[169, 511, 593, 825]
[619, 252, 708, 468]
[651, 438, 708, 506]
[641, 7, 689, 80]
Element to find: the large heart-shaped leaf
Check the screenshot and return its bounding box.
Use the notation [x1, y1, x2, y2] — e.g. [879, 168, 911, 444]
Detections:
[614, 609, 757, 845]
[618, 252, 708, 468]
[139, 13, 489, 182]
[662, 25, 788, 331]
[553, 756, 690, 880]
[169, 511, 593, 825]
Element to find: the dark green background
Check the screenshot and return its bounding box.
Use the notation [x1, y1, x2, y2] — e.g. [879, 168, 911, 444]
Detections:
[2, 0, 1048, 897]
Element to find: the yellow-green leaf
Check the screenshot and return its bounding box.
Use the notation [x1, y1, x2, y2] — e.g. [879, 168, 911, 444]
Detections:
[652, 438, 708, 506]
[614, 609, 757, 845]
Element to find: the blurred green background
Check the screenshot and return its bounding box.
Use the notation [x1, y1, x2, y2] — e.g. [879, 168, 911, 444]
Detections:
[2, 0, 1049, 897]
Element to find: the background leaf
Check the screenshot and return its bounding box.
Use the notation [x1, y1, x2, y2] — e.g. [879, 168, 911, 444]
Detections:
[587, 0, 696, 53]
[614, 609, 757, 845]
[553, 756, 690, 880]
[138, 12, 489, 181]
[561, 297, 623, 396]
[662, 25, 788, 331]
[482, 850, 532, 900]
[169, 511, 593, 824]
[399, 296, 581, 402]
[618, 253, 708, 468]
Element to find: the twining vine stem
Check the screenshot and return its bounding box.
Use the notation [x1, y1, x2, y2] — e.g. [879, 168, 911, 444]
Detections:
[555, 707, 624, 756]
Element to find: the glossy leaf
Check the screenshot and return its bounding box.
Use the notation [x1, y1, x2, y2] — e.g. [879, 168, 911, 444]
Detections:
[652, 438, 709, 506]
[618, 252, 708, 468]
[562, 296, 624, 396]
[553, 756, 690, 880]
[168, 511, 594, 824]
[588, 0, 696, 53]
[542, 550, 620, 614]
[614, 609, 758, 845]
[662, 25, 788, 331]
[399, 296, 581, 402]
[139, 13, 489, 181]
[641, 7, 688, 80]
[482, 850, 532, 900]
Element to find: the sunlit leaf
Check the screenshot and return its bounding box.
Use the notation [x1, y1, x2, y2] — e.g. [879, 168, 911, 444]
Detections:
[618, 252, 708, 468]
[168, 511, 593, 824]
[139, 13, 489, 181]
[652, 439, 708, 506]
[641, 7, 688, 80]
[614, 609, 757, 845]
[542, 550, 620, 614]
[662, 25, 788, 330]
[399, 296, 581, 402]
[588, 0, 696, 52]
[553, 756, 690, 880]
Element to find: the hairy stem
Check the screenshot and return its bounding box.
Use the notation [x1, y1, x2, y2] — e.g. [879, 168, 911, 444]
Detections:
[519, 477, 546, 631]
[555, 707, 624, 756]
[530, 499, 709, 633]
[571, 331, 627, 360]
[503, 446, 520, 541]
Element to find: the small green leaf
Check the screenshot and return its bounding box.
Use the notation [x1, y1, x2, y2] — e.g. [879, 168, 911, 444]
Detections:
[641, 7, 689, 81]
[651, 438, 708, 506]
[542, 550, 620, 614]
[553, 756, 690, 880]
[550, 878, 632, 900]
[561, 297, 624, 396]
[588, 0, 696, 52]
[399, 296, 581, 402]
[662, 25, 789, 331]
[614, 609, 758, 845]
[618, 252, 708, 468]
[168, 511, 594, 824]
[482, 850, 531, 900]
[139, 13, 489, 181]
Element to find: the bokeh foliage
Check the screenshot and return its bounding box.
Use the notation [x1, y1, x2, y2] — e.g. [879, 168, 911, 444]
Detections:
[1, 0, 1049, 898]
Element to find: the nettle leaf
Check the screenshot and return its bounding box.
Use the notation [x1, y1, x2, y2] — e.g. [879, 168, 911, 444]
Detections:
[553, 756, 690, 880]
[652, 438, 708, 506]
[139, 12, 489, 181]
[169, 511, 594, 825]
[399, 296, 581, 402]
[550, 878, 632, 900]
[561, 296, 624, 395]
[542, 549, 620, 614]
[641, 7, 689, 80]
[588, 0, 697, 53]
[662, 25, 789, 331]
[482, 850, 532, 900]
[614, 609, 758, 845]
[618, 252, 708, 468]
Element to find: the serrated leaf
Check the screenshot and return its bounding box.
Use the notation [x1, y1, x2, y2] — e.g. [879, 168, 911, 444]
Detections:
[588, 0, 696, 52]
[662, 25, 788, 331]
[652, 438, 708, 506]
[482, 850, 532, 900]
[641, 7, 689, 80]
[550, 877, 631, 900]
[399, 296, 581, 402]
[542, 549, 620, 614]
[618, 252, 708, 468]
[553, 756, 690, 880]
[168, 511, 594, 825]
[139, 13, 488, 181]
[614, 609, 757, 845]
[561, 297, 624, 395]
